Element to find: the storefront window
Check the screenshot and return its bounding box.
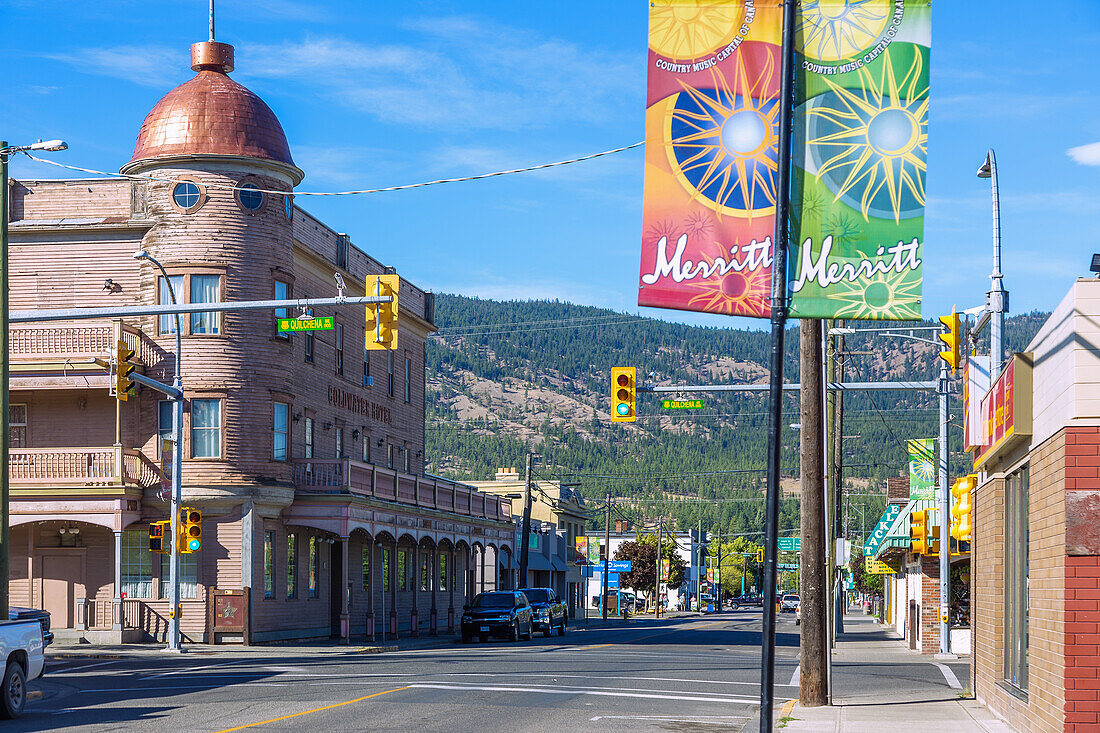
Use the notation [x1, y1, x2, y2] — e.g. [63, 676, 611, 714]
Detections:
[309, 536, 320, 599]
[383, 548, 391, 592]
[1004, 465, 1029, 691]
[362, 547, 370, 591]
[121, 529, 152, 599]
[264, 530, 275, 599]
[398, 550, 408, 591]
[159, 550, 198, 599]
[439, 552, 447, 592]
[287, 532, 298, 599]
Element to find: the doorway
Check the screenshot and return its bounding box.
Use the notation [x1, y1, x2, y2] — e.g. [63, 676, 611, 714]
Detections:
[329, 540, 343, 638]
[41, 554, 82, 628]
[908, 600, 919, 650]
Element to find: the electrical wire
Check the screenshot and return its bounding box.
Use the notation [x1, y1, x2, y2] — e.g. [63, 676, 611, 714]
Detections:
[21, 140, 645, 197]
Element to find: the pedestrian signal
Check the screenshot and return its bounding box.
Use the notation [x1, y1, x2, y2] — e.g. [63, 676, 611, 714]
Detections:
[115, 341, 137, 401]
[910, 510, 929, 555]
[951, 474, 976, 543]
[149, 521, 169, 553]
[938, 310, 961, 371]
[366, 274, 399, 351]
[610, 367, 636, 423]
[180, 508, 202, 553]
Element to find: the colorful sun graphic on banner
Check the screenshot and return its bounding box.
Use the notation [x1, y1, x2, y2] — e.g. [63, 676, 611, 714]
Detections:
[798, 0, 892, 62]
[818, 267, 921, 319]
[649, 0, 746, 60]
[910, 453, 935, 483]
[684, 246, 772, 315]
[805, 47, 927, 222]
[664, 55, 779, 220]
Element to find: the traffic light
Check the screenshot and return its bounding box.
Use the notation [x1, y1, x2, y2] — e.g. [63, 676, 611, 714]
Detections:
[910, 509, 929, 555]
[180, 508, 202, 553]
[951, 474, 976, 543]
[149, 520, 169, 553]
[755, 549, 764, 563]
[365, 274, 399, 351]
[610, 367, 636, 422]
[938, 310, 961, 372]
[115, 341, 136, 401]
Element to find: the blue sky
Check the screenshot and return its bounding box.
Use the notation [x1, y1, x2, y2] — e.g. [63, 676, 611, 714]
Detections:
[4, 1, 1099, 328]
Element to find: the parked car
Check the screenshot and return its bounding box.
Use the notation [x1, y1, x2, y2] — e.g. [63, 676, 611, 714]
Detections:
[9, 608, 52, 648]
[461, 591, 533, 643]
[780, 594, 800, 613]
[795, 601, 802, 625]
[0, 618, 47, 718]
[728, 595, 764, 610]
[519, 587, 567, 637]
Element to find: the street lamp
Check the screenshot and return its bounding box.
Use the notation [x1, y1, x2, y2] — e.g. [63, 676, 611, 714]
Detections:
[977, 149, 1008, 377]
[0, 139, 68, 621]
[133, 249, 185, 652]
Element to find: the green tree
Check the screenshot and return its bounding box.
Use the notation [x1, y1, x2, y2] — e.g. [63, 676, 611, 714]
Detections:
[850, 548, 883, 595]
[614, 533, 687, 598]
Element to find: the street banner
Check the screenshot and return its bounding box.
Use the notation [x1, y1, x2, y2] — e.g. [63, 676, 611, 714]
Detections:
[788, 1, 931, 320]
[907, 438, 936, 501]
[661, 558, 671, 582]
[575, 537, 588, 564]
[587, 540, 601, 565]
[863, 504, 901, 557]
[638, 1, 783, 318]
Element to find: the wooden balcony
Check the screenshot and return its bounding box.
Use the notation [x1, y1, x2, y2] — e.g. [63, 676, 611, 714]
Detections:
[10, 447, 160, 489]
[10, 322, 154, 369]
[291, 458, 511, 522]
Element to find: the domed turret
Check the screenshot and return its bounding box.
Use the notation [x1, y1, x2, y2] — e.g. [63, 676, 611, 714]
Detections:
[121, 41, 303, 184]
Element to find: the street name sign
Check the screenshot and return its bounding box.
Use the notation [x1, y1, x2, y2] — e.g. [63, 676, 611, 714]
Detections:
[278, 316, 334, 333]
[662, 399, 703, 410]
[777, 537, 801, 552]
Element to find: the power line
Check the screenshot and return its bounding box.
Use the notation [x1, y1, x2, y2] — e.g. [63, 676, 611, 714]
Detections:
[22, 140, 645, 197]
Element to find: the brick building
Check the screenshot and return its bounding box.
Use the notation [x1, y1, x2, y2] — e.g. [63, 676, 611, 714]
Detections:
[970, 279, 1100, 731]
[6, 39, 513, 643]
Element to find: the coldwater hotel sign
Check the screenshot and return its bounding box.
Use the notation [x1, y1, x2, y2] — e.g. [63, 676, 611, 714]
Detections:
[639, 0, 930, 321]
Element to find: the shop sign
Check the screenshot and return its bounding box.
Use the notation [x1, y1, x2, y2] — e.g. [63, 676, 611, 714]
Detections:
[865, 557, 896, 575]
[864, 504, 902, 557]
[973, 353, 1033, 469]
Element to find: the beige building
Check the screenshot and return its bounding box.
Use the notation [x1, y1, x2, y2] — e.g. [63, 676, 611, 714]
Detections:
[6, 38, 512, 644]
[468, 468, 588, 612]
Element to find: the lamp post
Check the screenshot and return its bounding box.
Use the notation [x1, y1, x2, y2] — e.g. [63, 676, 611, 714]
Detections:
[0, 139, 67, 622]
[133, 250, 184, 651]
[977, 149, 1007, 377]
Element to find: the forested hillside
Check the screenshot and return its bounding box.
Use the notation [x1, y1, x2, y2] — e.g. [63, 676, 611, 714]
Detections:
[425, 293, 1047, 537]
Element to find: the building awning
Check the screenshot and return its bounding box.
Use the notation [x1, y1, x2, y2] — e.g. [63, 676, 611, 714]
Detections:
[873, 499, 938, 560]
[520, 553, 553, 572]
[550, 556, 566, 572]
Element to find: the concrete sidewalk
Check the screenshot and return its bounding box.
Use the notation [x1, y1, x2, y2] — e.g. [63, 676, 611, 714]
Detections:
[778, 614, 1015, 732]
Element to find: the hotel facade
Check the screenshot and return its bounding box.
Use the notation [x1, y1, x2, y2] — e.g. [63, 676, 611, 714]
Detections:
[6, 39, 513, 643]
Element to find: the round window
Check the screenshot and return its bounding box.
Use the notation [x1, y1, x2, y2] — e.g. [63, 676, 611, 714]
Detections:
[284, 194, 294, 220]
[238, 183, 264, 211]
[172, 181, 201, 210]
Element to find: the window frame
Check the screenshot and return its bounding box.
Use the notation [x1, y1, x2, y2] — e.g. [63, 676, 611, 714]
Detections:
[309, 536, 320, 599]
[387, 352, 395, 397]
[1004, 465, 1030, 692]
[170, 176, 207, 214]
[398, 549, 408, 591]
[121, 528, 153, 599]
[335, 427, 343, 459]
[235, 178, 266, 215]
[287, 532, 298, 599]
[304, 417, 314, 460]
[382, 548, 391, 592]
[190, 398, 222, 459]
[404, 353, 411, 403]
[364, 350, 372, 388]
[263, 530, 276, 599]
[273, 401, 289, 462]
[362, 546, 370, 592]
[157, 272, 224, 337]
[158, 548, 198, 599]
[9, 403, 28, 449]
[274, 279, 291, 339]
[335, 321, 344, 375]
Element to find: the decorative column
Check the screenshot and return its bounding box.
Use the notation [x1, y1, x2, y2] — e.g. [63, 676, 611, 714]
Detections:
[390, 536, 398, 639]
[112, 530, 123, 632]
[465, 545, 474, 606]
[410, 540, 419, 637]
[429, 545, 438, 635]
[448, 545, 456, 632]
[365, 538, 375, 642]
[339, 537, 350, 644]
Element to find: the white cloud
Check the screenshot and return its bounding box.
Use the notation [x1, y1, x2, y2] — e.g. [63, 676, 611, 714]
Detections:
[1068, 142, 1100, 166]
[45, 45, 182, 88]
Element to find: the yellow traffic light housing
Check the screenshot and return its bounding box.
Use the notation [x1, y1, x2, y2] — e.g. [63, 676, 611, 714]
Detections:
[951, 474, 975, 543]
[180, 508, 202, 553]
[755, 549, 764, 563]
[115, 341, 136, 401]
[910, 509, 929, 555]
[365, 274, 399, 351]
[610, 367, 636, 422]
[938, 310, 961, 372]
[149, 520, 169, 554]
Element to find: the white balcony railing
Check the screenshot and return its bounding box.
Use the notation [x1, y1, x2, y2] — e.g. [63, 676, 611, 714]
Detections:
[9, 447, 159, 488]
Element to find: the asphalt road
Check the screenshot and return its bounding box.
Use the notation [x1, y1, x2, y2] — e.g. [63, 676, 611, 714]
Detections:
[18, 611, 807, 732]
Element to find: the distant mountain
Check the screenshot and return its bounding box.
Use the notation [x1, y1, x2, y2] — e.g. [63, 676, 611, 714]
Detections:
[425, 293, 1046, 535]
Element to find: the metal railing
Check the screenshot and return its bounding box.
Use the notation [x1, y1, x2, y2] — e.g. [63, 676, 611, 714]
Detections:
[291, 458, 510, 521]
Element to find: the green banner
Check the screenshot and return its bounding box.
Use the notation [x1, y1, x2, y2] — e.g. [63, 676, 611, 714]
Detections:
[662, 399, 703, 410]
[908, 438, 936, 500]
[788, 1, 931, 320]
[278, 316, 334, 332]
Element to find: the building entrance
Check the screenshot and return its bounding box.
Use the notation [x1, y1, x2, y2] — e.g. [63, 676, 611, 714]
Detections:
[41, 553, 82, 628]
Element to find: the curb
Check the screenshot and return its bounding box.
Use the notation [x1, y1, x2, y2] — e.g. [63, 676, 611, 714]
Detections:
[47, 653, 124, 660]
[780, 699, 797, 717]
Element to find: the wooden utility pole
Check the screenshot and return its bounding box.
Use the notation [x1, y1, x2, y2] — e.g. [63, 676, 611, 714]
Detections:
[519, 453, 534, 588]
[799, 319, 828, 706]
[655, 517, 664, 618]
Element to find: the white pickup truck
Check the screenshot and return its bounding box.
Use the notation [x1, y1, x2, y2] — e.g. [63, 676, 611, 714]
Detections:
[0, 618, 46, 718]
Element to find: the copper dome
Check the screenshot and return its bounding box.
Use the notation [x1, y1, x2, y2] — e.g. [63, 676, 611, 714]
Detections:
[125, 42, 302, 182]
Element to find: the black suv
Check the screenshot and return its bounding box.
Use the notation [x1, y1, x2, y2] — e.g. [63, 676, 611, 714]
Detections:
[518, 587, 567, 637]
[728, 595, 764, 610]
[461, 591, 533, 643]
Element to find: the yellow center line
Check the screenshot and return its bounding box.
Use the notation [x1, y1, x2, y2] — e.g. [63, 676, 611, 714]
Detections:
[211, 685, 411, 733]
